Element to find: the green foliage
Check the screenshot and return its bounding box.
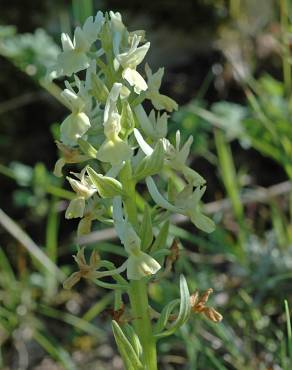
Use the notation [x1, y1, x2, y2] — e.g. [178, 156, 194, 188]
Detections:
[0, 26, 59, 81]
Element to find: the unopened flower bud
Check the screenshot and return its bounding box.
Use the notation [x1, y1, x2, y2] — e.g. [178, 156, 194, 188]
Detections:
[67, 177, 95, 198]
[87, 167, 125, 198]
[134, 140, 164, 181]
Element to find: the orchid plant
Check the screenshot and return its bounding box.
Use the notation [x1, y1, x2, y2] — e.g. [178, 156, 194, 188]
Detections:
[51, 11, 222, 369]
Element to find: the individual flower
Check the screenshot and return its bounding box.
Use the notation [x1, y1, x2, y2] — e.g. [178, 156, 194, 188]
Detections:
[145, 63, 178, 112]
[134, 104, 168, 140]
[114, 34, 150, 94]
[64, 60, 97, 116]
[162, 130, 193, 171]
[122, 226, 161, 280]
[109, 11, 145, 59]
[146, 177, 215, 233]
[77, 197, 107, 236]
[190, 288, 223, 323]
[65, 169, 96, 219]
[174, 185, 215, 233]
[162, 131, 206, 186]
[96, 83, 132, 165]
[126, 248, 162, 281]
[53, 141, 89, 177]
[113, 197, 161, 280]
[63, 247, 127, 289]
[56, 12, 104, 77]
[63, 248, 101, 289]
[134, 128, 205, 187]
[60, 88, 91, 147]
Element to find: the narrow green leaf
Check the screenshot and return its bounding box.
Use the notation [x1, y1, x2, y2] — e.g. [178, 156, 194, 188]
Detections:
[154, 299, 179, 334]
[123, 324, 143, 359]
[78, 138, 97, 158]
[150, 221, 169, 252]
[112, 320, 143, 370]
[154, 275, 191, 338]
[0, 248, 16, 282]
[134, 140, 164, 181]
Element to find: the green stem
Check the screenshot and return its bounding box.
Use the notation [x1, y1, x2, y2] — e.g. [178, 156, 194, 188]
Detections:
[119, 166, 157, 369]
[129, 279, 157, 370]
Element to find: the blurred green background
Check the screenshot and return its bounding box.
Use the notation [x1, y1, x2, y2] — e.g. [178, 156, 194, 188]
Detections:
[1, 0, 292, 369]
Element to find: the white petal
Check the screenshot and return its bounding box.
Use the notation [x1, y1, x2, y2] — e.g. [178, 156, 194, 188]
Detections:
[57, 49, 90, 77]
[133, 128, 153, 156]
[119, 42, 150, 69]
[67, 177, 95, 198]
[61, 33, 74, 51]
[109, 82, 123, 102]
[61, 89, 82, 111]
[122, 68, 147, 94]
[110, 11, 125, 34]
[74, 27, 90, 52]
[83, 11, 104, 44]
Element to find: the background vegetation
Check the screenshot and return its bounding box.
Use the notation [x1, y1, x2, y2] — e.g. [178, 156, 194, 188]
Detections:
[0, 0, 292, 369]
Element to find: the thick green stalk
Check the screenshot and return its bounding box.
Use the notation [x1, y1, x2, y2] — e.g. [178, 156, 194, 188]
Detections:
[127, 211, 157, 368]
[120, 168, 157, 369]
[129, 279, 157, 370]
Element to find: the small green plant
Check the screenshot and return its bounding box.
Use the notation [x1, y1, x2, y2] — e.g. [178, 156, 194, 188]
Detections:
[50, 11, 222, 369]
